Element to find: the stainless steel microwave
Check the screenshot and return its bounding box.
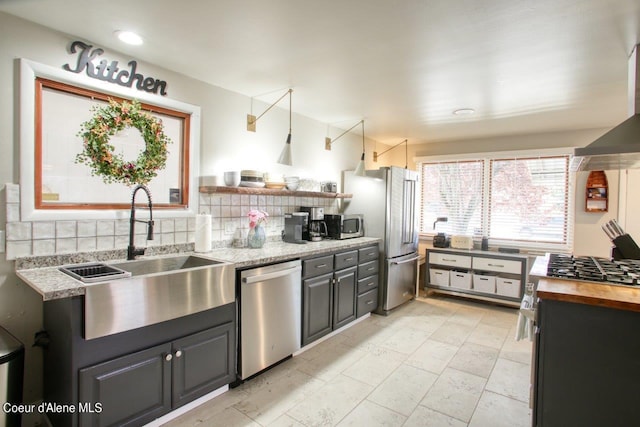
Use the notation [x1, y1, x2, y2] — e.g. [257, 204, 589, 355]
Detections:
[324, 214, 364, 239]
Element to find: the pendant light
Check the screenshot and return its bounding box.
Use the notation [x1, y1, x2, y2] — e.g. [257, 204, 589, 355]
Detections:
[246, 88, 293, 166]
[353, 120, 366, 177]
[325, 119, 367, 176]
[373, 138, 408, 168]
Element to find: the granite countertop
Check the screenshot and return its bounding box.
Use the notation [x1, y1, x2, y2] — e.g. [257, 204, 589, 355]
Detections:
[536, 278, 640, 313]
[16, 237, 380, 301]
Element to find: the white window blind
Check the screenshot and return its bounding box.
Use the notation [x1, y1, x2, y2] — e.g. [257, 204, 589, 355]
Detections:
[420, 160, 484, 235]
[419, 154, 571, 249]
[489, 156, 569, 244]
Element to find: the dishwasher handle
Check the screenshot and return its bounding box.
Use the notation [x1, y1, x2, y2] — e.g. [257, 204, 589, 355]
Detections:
[242, 265, 302, 284]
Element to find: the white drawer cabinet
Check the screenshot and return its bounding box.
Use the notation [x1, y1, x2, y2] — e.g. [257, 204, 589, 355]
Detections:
[428, 252, 472, 268]
[473, 257, 522, 274]
[425, 248, 529, 307]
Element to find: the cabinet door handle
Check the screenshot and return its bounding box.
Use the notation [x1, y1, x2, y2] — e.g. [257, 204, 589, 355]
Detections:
[165, 354, 173, 362]
[175, 350, 183, 358]
[316, 264, 327, 268]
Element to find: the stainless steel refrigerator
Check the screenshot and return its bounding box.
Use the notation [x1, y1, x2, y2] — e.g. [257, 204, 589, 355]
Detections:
[343, 166, 419, 314]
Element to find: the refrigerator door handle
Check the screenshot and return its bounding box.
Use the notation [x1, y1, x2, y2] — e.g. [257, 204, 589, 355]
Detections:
[402, 179, 416, 244]
[391, 255, 421, 265]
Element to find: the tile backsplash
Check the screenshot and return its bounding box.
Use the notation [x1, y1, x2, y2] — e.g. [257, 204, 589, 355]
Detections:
[4, 183, 340, 260]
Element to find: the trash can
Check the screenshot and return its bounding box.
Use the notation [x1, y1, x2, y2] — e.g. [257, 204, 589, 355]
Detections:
[0, 327, 24, 427]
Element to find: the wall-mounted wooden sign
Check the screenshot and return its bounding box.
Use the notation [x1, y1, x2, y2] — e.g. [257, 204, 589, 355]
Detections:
[63, 40, 168, 96]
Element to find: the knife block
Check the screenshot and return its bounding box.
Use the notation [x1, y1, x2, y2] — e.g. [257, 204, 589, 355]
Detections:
[612, 234, 640, 260]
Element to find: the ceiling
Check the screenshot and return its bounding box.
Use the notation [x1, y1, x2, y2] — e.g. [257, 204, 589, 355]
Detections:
[2, 0, 640, 145]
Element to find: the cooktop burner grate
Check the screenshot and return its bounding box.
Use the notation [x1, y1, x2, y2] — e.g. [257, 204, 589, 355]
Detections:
[546, 254, 640, 286]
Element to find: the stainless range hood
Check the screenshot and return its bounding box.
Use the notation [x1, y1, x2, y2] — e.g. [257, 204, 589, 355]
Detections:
[572, 44, 640, 171]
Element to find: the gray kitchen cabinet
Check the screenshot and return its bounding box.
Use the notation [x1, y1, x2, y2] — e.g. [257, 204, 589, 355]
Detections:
[533, 298, 640, 426]
[356, 245, 380, 317]
[79, 322, 233, 426]
[302, 249, 360, 346]
[302, 272, 334, 346]
[42, 297, 236, 427]
[333, 266, 357, 329]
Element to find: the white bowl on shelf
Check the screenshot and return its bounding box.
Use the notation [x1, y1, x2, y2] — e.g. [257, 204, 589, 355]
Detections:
[223, 171, 241, 187]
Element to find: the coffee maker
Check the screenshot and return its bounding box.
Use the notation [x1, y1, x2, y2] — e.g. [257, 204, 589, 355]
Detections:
[299, 207, 327, 241]
[282, 212, 308, 244]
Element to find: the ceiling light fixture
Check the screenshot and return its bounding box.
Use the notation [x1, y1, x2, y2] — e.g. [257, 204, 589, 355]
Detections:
[324, 120, 367, 177]
[246, 89, 294, 166]
[114, 30, 143, 46]
[373, 138, 408, 168]
[452, 108, 475, 116]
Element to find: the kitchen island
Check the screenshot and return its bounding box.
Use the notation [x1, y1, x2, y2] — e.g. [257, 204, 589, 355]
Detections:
[533, 278, 640, 426]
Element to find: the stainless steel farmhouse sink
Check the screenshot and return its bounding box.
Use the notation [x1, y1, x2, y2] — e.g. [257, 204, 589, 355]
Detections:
[110, 254, 223, 276]
[81, 254, 235, 340]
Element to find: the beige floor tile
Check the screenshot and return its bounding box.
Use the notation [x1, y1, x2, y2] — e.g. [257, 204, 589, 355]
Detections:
[421, 367, 487, 423]
[404, 405, 467, 427]
[466, 323, 510, 349]
[448, 306, 485, 327]
[405, 339, 459, 375]
[377, 326, 434, 354]
[342, 346, 406, 386]
[336, 400, 406, 426]
[429, 321, 475, 347]
[295, 342, 367, 383]
[267, 414, 306, 427]
[287, 374, 373, 427]
[162, 388, 249, 426]
[232, 367, 325, 425]
[368, 364, 438, 416]
[166, 405, 260, 427]
[469, 391, 532, 427]
[500, 335, 533, 366]
[485, 358, 531, 403]
[479, 307, 519, 328]
[448, 342, 499, 378]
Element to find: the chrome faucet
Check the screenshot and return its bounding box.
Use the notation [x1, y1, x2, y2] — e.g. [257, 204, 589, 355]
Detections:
[127, 185, 154, 260]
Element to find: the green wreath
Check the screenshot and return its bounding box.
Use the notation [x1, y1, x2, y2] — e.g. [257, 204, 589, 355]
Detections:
[76, 98, 172, 186]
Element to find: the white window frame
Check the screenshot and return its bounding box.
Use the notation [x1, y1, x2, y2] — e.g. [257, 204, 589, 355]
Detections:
[416, 147, 575, 253]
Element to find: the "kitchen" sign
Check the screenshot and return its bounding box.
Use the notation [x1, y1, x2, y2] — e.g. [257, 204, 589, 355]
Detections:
[63, 40, 168, 96]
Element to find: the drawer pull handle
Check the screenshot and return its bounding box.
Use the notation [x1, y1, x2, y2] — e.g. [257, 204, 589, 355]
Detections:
[367, 252, 375, 256]
[367, 267, 374, 271]
[316, 264, 327, 268]
[435, 272, 444, 275]
[455, 274, 464, 278]
[488, 263, 504, 268]
[345, 257, 354, 261]
[479, 278, 489, 281]
[442, 258, 457, 262]
[366, 282, 374, 287]
[366, 300, 374, 305]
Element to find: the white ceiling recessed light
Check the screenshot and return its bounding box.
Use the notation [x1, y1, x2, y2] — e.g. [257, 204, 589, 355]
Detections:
[453, 108, 475, 116]
[114, 30, 143, 45]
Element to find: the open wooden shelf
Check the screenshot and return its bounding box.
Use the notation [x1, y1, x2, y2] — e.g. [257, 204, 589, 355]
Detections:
[199, 186, 352, 199]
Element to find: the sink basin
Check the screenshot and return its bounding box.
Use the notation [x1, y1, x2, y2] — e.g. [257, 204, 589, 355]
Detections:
[111, 255, 222, 276]
[84, 254, 235, 340]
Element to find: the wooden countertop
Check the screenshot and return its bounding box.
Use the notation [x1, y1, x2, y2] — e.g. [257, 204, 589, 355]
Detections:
[537, 278, 640, 313]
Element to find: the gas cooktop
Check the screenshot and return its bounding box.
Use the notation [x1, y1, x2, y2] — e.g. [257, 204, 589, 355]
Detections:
[545, 253, 640, 286]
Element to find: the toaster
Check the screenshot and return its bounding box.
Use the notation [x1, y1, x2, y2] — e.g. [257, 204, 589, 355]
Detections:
[450, 235, 474, 250]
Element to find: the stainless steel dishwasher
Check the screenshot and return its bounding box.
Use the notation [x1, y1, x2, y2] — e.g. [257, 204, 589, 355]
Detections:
[239, 259, 302, 379]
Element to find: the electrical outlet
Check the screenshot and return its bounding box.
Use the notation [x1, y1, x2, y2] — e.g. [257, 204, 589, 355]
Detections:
[0, 230, 4, 253]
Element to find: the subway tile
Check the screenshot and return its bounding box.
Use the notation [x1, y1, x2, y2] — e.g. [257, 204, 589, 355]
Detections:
[174, 218, 187, 232]
[7, 222, 32, 241]
[115, 220, 129, 236]
[78, 237, 97, 252]
[56, 238, 77, 254]
[96, 236, 115, 251]
[6, 241, 31, 260]
[77, 220, 97, 237]
[6, 204, 20, 223]
[33, 239, 56, 256]
[96, 220, 115, 236]
[160, 219, 175, 233]
[32, 222, 55, 239]
[5, 183, 20, 203]
[56, 221, 76, 238]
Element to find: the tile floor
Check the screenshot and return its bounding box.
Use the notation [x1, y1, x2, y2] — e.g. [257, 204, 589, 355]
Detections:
[163, 294, 533, 427]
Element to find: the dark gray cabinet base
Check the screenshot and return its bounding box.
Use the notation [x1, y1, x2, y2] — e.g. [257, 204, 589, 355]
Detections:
[534, 299, 640, 426]
[43, 297, 236, 427]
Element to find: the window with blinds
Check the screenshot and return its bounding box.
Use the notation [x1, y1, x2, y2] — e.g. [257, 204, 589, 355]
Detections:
[419, 154, 571, 247]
